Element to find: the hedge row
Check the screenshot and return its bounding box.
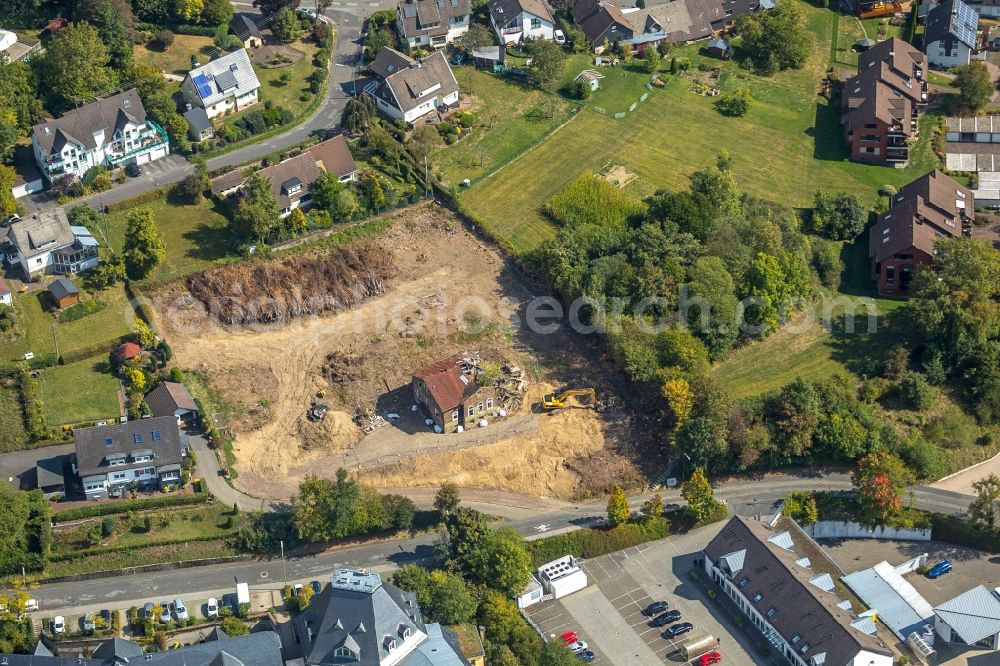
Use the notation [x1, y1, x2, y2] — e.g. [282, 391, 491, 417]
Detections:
[0, 335, 131, 373]
[528, 517, 670, 566]
[931, 513, 1000, 554]
[49, 534, 227, 562]
[105, 187, 169, 214]
[173, 24, 218, 37]
[52, 493, 211, 522]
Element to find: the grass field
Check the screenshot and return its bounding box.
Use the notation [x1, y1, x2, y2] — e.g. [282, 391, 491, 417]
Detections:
[833, 14, 905, 68]
[0, 284, 134, 363]
[44, 539, 239, 579]
[457, 2, 938, 256]
[39, 356, 121, 425]
[105, 195, 236, 285]
[432, 68, 575, 186]
[557, 53, 658, 113]
[0, 384, 29, 452]
[133, 35, 216, 78]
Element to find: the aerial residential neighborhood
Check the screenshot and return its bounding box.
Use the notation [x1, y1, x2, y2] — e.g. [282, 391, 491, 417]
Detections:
[1, 0, 1000, 664]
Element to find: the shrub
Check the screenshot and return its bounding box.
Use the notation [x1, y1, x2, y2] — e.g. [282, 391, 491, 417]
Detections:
[714, 88, 752, 116]
[101, 517, 115, 538]
[155, 29, 174, 48]
[52, 494, 210, 522]
[563, 79, 592, 100]
[895, 372, 937, 410]
[544, 174, 647, 228]
[220, 617, 248, 636]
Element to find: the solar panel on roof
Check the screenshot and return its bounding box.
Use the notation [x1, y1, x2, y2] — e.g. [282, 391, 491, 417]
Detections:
[193, 73, 213, 99]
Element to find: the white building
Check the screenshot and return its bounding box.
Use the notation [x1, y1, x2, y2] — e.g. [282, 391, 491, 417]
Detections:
[516, 555, 588, 609]
[704, 517, 895, 666]
[933, 586, 1000, 650]
[396, 0, 471, 49]
[487, 0, 555, 45]
[924, 0, 982, 69]
[0, 276, 11, 307]
[31, 89, 169, 183]
[0, 30, 16, 53]
[366, 47, 460, 123]
[0, 208, 99, 278]
[181, 49, 261, 121]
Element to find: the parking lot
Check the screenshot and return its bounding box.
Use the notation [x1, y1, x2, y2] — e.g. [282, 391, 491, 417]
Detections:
[526, 524, 760, 665]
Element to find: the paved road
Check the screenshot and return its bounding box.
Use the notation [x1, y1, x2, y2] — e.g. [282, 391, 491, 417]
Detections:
[20, 0, 383, 214]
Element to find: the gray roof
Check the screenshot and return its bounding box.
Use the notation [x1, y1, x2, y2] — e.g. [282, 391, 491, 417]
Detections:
[91, 637, 145, 660]
[74, 415, 183, 478]
[397, 0, 470, 39]
[35, 456, 65, 489]
[145, 381, 199, 418]
[934, 585, 1000, 645]
[381, 50, 459, 114]
[48, 278, 78, 301]
[487, 0, 553, 28]
[371, 46, 417, 80]
[925, 0, 978, 49]
[32, 89, 147, 157]
[184, 106, 213, 133]
[185, 50, 261, 109]
[704, 517, 892, 666]
[404, 624, 470, 666]
[230, 12, 263, 41]
[2, 208, 75, 261]
[296, 569, 427, 665]
[842, 561, 935, 641]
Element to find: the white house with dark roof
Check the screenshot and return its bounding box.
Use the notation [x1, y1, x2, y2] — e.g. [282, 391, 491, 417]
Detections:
[396, 0, 471, 49]
[487, 0, 554, 44]
[925, 0, 982, 68]
[0, 208, 99, 278]
[31, 89, 169, 183]
[366, 47, 459, 123]
[181, 49, 261, 120]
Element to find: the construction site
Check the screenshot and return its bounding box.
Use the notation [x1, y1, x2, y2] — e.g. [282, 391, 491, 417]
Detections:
[152, 205, 647, 502]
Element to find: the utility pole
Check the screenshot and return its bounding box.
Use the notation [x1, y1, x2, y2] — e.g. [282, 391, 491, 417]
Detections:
[280, 540, 287, 588]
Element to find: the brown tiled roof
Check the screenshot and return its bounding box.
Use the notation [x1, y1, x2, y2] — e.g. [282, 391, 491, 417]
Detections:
[572, 0, 634, 42]
[841, 76, 912, 134]
[210, 170, 246, 196]
[5, 208, 75, 261]
[870, 170, 969, 262]
[705, 517, 892, 666]
[488, 0, 553, 28]
[145, 382, 198, 418]
[383, 50, 459, 114]
[32, 89, 147, 156]
[857, 37, 927, 105]
[256, 151, 322, 209]
[371, 47, 417, 80]
[306, 134, 358, 179]
[413, 353, 480, 411]
[397, 0, 470, 39]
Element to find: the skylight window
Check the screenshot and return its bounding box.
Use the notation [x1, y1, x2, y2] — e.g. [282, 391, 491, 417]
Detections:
[134, 433, 143, 444]
[152, 431, 161, 441]
[752, 592, 763, 603]
[105, 437, 113, 447]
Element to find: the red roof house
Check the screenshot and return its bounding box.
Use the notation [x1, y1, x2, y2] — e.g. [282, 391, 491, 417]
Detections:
[44, 18, 68, 35]
[411, 353, 499, 433]
[114, 342, 142, 363]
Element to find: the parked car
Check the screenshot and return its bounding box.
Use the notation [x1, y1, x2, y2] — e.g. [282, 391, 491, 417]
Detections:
[143, 602, 154, 619]
[575, 650, 595, 662]
[568, 640, 588, 653]
[125, 163, 142, 178]
[83, 611, 95, 634]
[173, 598, 189, 621]
[643, 601, 669, 616]
[158, 602, 171, 623]
[650, 610, 682, 627]
[927, 560, 952, 579]
[99, 609, 111, 626]
[206, 598, 219, 617]
[52, 616, 65, 635]
[310, 581, 322, 595]
[451, 52, 467, 65]
[662, 622, 694, 639]
[700, 650, 722, 666]
[561, 631, 578, 644]
[293, 583, 304, 597]
[25, 599, 38, 612]
[554, 29, 566, 45]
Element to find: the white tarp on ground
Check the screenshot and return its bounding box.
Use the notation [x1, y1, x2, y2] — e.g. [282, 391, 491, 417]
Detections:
[842, 561, 936, 641]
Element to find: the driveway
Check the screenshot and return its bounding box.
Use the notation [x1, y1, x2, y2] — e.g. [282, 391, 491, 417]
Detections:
[187, 433, 284, 513]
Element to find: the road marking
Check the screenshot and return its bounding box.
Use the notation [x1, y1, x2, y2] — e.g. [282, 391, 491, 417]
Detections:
[534, 524, 551, 532]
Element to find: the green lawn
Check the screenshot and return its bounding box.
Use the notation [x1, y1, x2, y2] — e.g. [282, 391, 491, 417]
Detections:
[105, 195, 236, 285]
[0, 384, 29, 452]
[44, 539, 238, 579]
[0, 284, 134, 363]
[834, 14, 906, 68]
[39, 356, 121, 425]
[557, 53, 658, 114]
[431, 67, 575, 186]
[458, 2, 939, 256]
[133, 34, 216, 78]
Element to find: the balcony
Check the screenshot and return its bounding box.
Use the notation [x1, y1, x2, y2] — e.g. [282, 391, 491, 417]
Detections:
[501, 26, 521, 35]
[107, 121, 168, 165]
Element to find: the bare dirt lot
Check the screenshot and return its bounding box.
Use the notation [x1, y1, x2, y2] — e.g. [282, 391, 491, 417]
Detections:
[153, 205, 645, 501]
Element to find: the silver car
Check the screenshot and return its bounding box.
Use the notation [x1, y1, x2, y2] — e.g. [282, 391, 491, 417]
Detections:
[173, 598, 188, 621]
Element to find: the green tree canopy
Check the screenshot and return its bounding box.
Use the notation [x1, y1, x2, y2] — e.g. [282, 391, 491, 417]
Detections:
[953, 60, 994, 112]
[734, 0, 811, 74]
[38, 22, 117, 108]
[232, 173, 281, 242]
[525, 37, 565, 86]
[681, 468, 718, 522]
[606, 486, 630, 526]
[970, 474, 1000, 531]
[122, 208, 166, 279]
[812, 191, 867, 240]
[292, 469, 360, 541]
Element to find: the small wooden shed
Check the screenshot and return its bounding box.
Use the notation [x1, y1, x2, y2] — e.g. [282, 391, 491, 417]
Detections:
[48, 278, 79, 309]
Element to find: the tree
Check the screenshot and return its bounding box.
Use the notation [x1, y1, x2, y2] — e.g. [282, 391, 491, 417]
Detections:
[525, 37, 565, 86]
[220, 617, 248, 636]
[467, 528, 533, 597]
[641, 493, 664, 521]
[0, 166, 19, 218]
[735, 0, 810, 74]
[662, 378, 694, 427]
[232, 173, 281, 242]
[425, 570, 477, 624]
[155, 28, 175, 48]
[782, 491, 818, 525]
[254, 0, 301, 16]
[287, 207, 307, 235]
[434, 482, 461, 521]
[970, 474, 1000, 531]
[341, 96, 376, 134]
[292, 470, 360, 541]
[272, 8, 301, 42]
[767, 378, 820, 459]
[689, 163, 740, 218]
[606, 486, 630, 526]
[38, 22, 117, 107]
[644, 46, 661, 74]
[201, 0, 234, 25]
[953, 60, 994, 112]
[895, 372, 937, 410]
[134, 318, 155, 347]
[541, 642, 582, 666]
[122, 208, 165, 279]
[458, 23, 495, 51]
[382, 494, 416, 530]
[681, 468, 718, 521]
[175, 173, 205, 203]
[852, 451, 913, 525]
[684, 256, 740, 358]
[409, 125, 442, 163]
[93, 1, 134, 71]
[812, 191, 867, 240]
[173, 0, 204, 22]
[715, 88, 752, 116]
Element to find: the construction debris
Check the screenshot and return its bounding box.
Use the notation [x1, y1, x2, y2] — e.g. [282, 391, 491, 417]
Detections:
[307, 401, 328, 422]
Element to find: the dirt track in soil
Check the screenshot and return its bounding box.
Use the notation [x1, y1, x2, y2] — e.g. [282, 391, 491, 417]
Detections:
[153, 205, 644, 501]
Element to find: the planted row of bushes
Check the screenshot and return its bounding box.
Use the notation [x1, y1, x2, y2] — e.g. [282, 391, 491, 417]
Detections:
[52, 493, 211, 523]
[49, 534, 229, 563]
[528, 517, 670, 566]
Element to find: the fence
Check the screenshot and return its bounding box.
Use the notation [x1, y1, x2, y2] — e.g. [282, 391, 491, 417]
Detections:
[803, 521, 932, 541]
[593, 79, 657, 120]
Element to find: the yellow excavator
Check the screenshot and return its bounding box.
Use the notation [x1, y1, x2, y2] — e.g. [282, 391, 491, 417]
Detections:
[541, 388, 596, 412]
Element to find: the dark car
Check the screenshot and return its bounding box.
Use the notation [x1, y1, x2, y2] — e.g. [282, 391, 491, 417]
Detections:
[650, 610, 682, 627]
[643, 601, 669, 616]
[125, 163, 142, 177]
[662, 622, 694, 639]
[450, 52, 467, 65]
[310, 580, 322, 595]
[575, 651, 595, 662]
[99, 609, 111, 625]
